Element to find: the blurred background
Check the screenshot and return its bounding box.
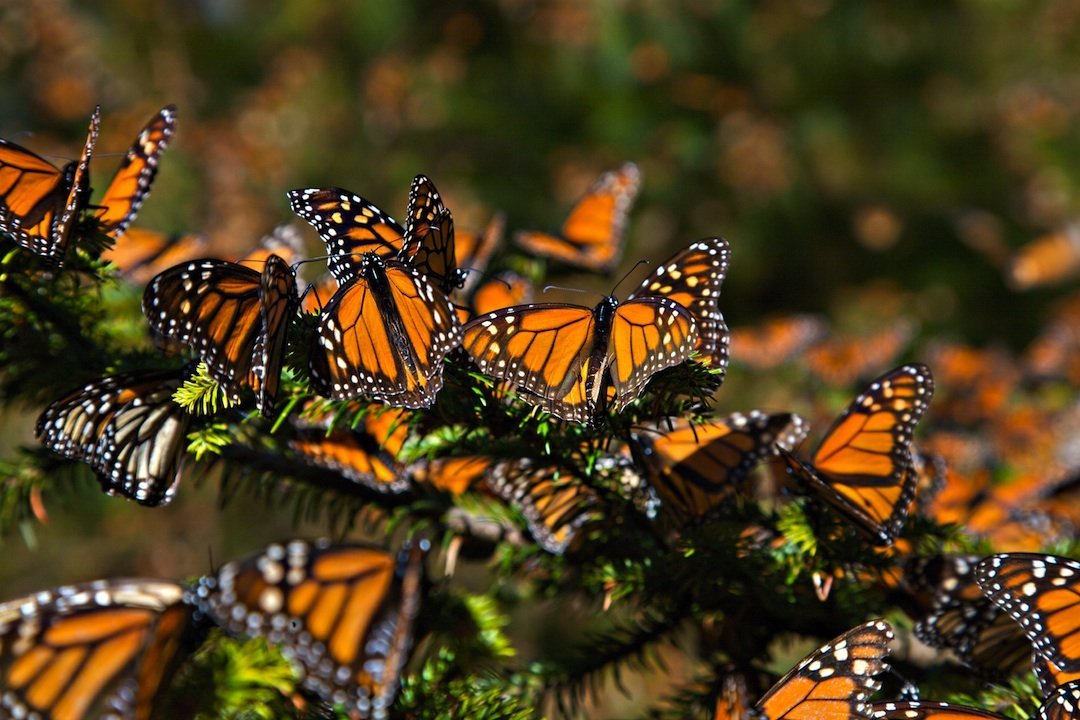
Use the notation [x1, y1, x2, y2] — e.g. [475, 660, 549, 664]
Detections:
[1, 0, 1078, 686]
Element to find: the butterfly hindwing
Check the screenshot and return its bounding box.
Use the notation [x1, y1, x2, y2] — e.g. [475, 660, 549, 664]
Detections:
[869, 701, 1009, 719]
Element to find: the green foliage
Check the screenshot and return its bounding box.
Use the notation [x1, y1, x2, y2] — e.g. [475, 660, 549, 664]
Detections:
[174, 364, 238, 416]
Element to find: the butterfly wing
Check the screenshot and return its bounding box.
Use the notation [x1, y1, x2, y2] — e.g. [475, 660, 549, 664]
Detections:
[0, 106, 98, 264]
[143, 259, 267, 408]
[631, 412, 808, 521]
[408, 455, 491, 495]
[462, 302, 598, 423]
[95, 105, 176, 238]
[103, 227, 207, 284]
[975, 554, 1080, 673]
[754, 619, 893, 719]
[781, 363, 934, 545]
[0, 579, 191, 720]
[514, 162, 641, 272]
[36, 368, 191, 506]
[310, 256, 461, 407]
[606, 296, 698, 412]
[290, 409, 410, 494]
[729, 314, 826, 370]
[470, 271, 534, 318]
[486, 461, 600, 554]
[194, 539, 426, 718]
[1039, 681, 1080, 720]
[251, 254, 300, 415]
[287, 187, 405, 283]
[712, 671, 755, 720]
[455, 211, 505, 294]
[869, 701, 1009, 719]
[627, 236, 731, 368]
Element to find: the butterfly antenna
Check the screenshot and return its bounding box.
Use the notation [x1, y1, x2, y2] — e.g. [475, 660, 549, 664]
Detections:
[540, 284, 605, 301]
[610, 257, 650, 296]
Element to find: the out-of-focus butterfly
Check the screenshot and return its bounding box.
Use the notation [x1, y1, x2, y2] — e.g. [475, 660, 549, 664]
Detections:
[101, 227, 207, 285]
[710, 669, 755, 720]
[975, 554, 1080, 674]
[468, 270, 535, 320]
[626, 236, 731, 368]
[235, 222, 307, 268]
[870, 700, 1009, 719]
[485, 460, 601, 554]
[801, 322, 914, 388]
[143, 254, 298, 417]
[1006, 225, 1080, 291]
[0, 578, 195, 720]
[901, 555, 1031, 679]
[461, 286, 698, 424]
[191, 538, 427, 720]
[408, 455, 492, 496]
[514, 162, 641, 273]
[727, 620, 893, 720]
[924, 342, 1019, 426]
[88, 105, 177, 241]
[454, 211, 505, 295]
[289, 179, 462, 407]
[0, 106, 98, 264]
[728, 314, 826, 370]
[630, 411, 807, 521]
[36, 367, 192, 506]
[780, 364, 934, 546]
[290, 407, 411, 493]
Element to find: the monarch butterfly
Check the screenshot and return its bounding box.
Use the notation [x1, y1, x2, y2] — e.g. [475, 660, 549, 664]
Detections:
[101, 227, 207, 285]
[0, 578, 195, 720]
[407, 455, 492, 496]
[89, 105, 177, 240]
[710, 670, 755, 720]
[454, 211, 505, 295]
[974, 554, 1080, 673]
[1035, 654, 1080, 700]
[1039, 683, 1080, 720]
[485, 460, 601, 554]
[780, 363, 934, 546]
[467, 270, 535, 319]
[514, 162, 641, 272]
[728, 314, 826, 370]
[903, 555, 1031, 679]
[869, 700, 1009, 719]
[289, 180, 463, 407]
[143, 254, 298, 417]
[1006, 225, 1080, 290]
[400, 174, 462, 293]
[461, 287, 698, 424]
[801, 323, 915, 388]
[626, 237, 731, 368]
[743, 620, 893, 719]
[629, 411, 808, 521]
[290, 407, 411, 493]
[191, 538, 427, 719]
[0, 106, 98, 264]
[235, 222, 307, 268]
[36, 367, 192, 506]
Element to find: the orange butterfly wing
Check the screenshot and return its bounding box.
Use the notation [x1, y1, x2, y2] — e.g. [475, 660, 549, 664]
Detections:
[0, 579, 191, 720]
[729, 314, 826, 370]
[309, 256, 461, 407]
[102, 227, 207, 284]
[514, 162, 640, 272]
[193, 539, 426, 716]
[0, 106, 98, 264]
[95, 105, 176, 237]
[486, 461, 600, 554]
[470, 271, 534, 318]
[606, 296, 698, 411]
[454, 211, 505, 294]
[781, 363, 934, 545]
[755, 620, 893, 719]
[869, 701, 1009, 719]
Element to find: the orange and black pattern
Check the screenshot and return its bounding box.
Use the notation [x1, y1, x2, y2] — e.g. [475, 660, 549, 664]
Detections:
[0, 579, 191, 720]
[102, 227, 207, 285]
[870, 700, 1010, 719]
[290, 408, 411, 493]
[753, 619, 893, 719]
[514, 162, 640, 272]
[627, 236, 731, 368]
[192, 538, 427, 719]
[975, 554, 1080, 674]
[400, 174, 460, 293]
[781, 363, 934, 545]
[454, 211, 505, 295]
[468, 270, 534, 319]
[36, 368, 191, 506]
[0, 106, 98, 264]
[142, 254, 298, 417]
[462, 292, 697, 424]
[630, 411, 807, 521]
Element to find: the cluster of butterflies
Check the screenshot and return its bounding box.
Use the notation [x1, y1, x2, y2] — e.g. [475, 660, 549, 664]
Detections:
[0, 537, 427, 719]
[5, 550, 1076, 720]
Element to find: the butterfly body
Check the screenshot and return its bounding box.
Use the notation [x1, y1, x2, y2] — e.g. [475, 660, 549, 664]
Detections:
[462, 293, 698, 424]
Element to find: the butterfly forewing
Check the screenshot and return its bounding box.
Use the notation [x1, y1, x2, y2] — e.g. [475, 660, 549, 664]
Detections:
[974, 553, 1080, 674]
[36, 369, 190, 506]
[193, 539, 426, 719]
[95, 105, 177, 237]
[755, 620, 893, 719]
[607, 296, 698, 411]
[514, 162, 641, 272]
[0, 578, 190, 720]
[486, 461, 601, 554]
[782, 363, 934, 545]
[290, 428, 410, 493]
[287, 187, 405, 283]
[628, 236, 731, 368]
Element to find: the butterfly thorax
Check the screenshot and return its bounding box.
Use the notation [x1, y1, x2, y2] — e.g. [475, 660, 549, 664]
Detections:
[583, 296, 620, 404]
